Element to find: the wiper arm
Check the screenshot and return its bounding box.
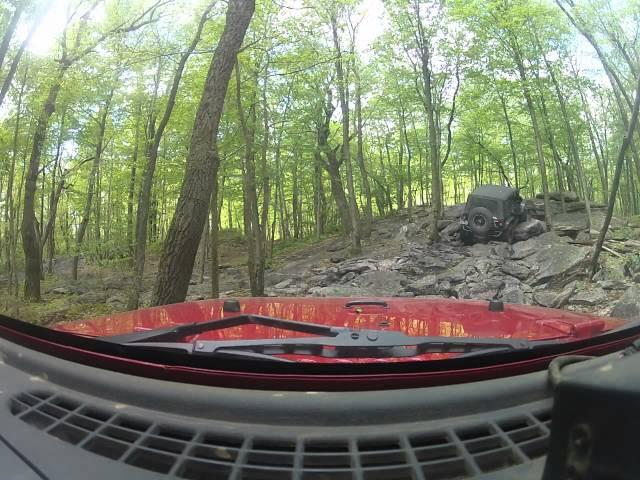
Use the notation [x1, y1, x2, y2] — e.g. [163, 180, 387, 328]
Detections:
[101, 314, 342, 344]
[119, 329, 534, 359]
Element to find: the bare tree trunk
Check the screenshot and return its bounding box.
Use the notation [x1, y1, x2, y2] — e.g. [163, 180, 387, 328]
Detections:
[331, 12, 361, 253]
[210, 172, 220, 298]
[22, 63, 68, 300]
[512, 46, 552, 229]
[72, 89, 113, 281]
[4, 65, 27, 288]
[498, 91, 519, 188]
[591, 74, 640, 277]
[354, 68, 373, 237]
[129, 7, 211, 308]
[413, 0, 441, 241]
[153, 0, 255, 305]
[543, 53, 592, 230]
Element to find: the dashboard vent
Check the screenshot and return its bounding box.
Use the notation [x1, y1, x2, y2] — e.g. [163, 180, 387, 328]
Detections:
[9, 391, 551, 479]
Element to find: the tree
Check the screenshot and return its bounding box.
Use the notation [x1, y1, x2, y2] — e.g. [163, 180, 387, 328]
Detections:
[153, 0, 255, 305]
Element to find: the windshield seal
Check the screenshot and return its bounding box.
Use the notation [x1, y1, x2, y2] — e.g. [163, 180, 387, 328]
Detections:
[1, 313, 639, 377]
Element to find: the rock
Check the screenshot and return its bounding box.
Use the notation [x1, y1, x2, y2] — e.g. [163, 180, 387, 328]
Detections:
[330, 254, 347, 263]
[337, 260, 376, 275]
[573, 231, 592, 245]
[340, 272, 358, 283]
[513, 218, 546, 242]
[501, 261, 530, 280]
[416, 256, 448, 272]
[438, 259, 476, 284]
[443, 204, 465, 219]
[106, 295, 126, 306]
[326, 242, 348, 252]
[527, 243, 591, 287]
[611, 286, 640, 320]
[395, 291, 416, 297]
[189, 279, 198, 285]
[440, 221, 461, 240]
[437, 219, 453, 231]
[394, 223, 420, 242]
[76, 292, 108, 304]
[501, 288, 527, 305]
[570, 288, 607, 307]
[624, 254, 640, 278]
[49, 285, 89, 295]
[534, 291, 558, 308]
[309, 285, 369, 297]
[493, 243, 513, 259]
[469, 243, 493, 257]
[406, 275, 438, 295]
[536, 191, 579, 202]
[593, 259, 626, 282]
[597, 279, 629, 291]
[274, 278, 294, 289]
[552, 213, 589, 236]
[352, 270, 409, 296]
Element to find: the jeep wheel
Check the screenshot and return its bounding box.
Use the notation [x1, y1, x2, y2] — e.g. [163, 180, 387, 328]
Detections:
[460, 227, 474, 245]
[468, 206, 492, 236]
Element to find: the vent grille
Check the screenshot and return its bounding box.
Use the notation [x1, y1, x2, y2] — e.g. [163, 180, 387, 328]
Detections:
[9, 391, 551, 479]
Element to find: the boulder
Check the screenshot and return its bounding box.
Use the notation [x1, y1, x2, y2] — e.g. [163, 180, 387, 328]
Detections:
[469, 243, 493, 257]
[443, 204, 465, 219]
[570, 288, 607, 307]
[330, 254, 347, 263]
[513, 218, 546, 242]
[534, 291, 558, 308]
[611, 286, 640, 320]
[76, 292, 108, 304]
[440, 221, 461, 239]
[406, 275, 438, 295]
[501, 261, 531, 280]
[536, 191, 579, 202]
[526, 243, 591, 287]
[624, 254, 640, 278]
[552, 213, 588, 236]
[597, 279, 629, 291]
[106, 295, 126, 306]
[352, 270, 409, 296]
[309, 285, 371, 297]
[51, 287, 70, 295]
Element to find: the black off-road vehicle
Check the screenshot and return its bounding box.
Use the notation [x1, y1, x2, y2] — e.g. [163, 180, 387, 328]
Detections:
[460, 185, 527, 245]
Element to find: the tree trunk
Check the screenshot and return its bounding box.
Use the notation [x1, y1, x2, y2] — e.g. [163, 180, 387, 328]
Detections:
[354, 69, 373, 237]
[4, 65, 27, 289]
[22, 64, 68, 300]
[512, 46, 552, 229]
[591, 73, 640, 277]
[210, 172, 220, 298]
[414, 1, 441, 241]
[72, 88, 113, 281]
[153, 0, 254, 306]
[331, 13, 361, 253]
[129, 7, 211, 308]
[543, 54, 592, 230]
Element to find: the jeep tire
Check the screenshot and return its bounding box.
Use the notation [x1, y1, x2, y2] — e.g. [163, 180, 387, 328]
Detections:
[460, 227, 474, 245]
[468, 206, 493, 236]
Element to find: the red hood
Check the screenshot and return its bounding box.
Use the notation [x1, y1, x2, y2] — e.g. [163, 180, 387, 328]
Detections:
[53, 297, 625, 363]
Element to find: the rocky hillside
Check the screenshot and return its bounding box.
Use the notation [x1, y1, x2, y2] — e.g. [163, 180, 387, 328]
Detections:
[251, 194, 640, 320]
[5, 193, 640, 324]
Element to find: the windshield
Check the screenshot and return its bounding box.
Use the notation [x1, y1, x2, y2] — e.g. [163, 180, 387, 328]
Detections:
[0, 0, 638, 370]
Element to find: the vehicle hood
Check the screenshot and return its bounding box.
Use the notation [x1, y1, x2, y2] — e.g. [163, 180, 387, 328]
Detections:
[53, 296, 623, 345]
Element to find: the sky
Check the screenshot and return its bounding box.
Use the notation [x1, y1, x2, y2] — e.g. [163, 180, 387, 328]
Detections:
[18, 0, 387, 56]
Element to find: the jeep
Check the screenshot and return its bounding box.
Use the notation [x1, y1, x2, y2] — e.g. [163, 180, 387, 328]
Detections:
[460, 185, 527, 245]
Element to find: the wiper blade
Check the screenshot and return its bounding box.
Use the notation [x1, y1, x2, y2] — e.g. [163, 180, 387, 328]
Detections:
[114, 329, 534, 359]
[101, 314, 342, 344]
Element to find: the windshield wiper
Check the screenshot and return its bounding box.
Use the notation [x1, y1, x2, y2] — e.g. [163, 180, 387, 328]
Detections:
[100, 313, 535, 360]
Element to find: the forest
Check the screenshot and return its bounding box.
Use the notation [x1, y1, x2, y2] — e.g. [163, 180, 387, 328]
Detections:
[0, 0, 640, 315]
